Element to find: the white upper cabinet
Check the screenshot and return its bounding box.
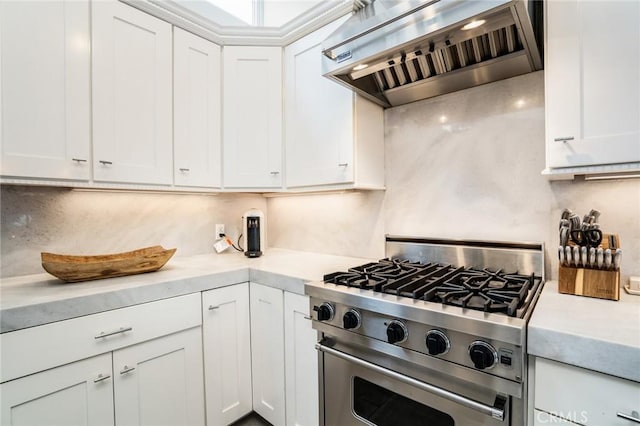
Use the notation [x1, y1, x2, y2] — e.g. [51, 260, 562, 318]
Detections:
[174, 28, 222, 188]
[223, 46, 283, 189]
[284, 18, 384, 190]
[0, 0, 91, 180]
[544, 0, 640, 176]
[92, 0, 173, 185]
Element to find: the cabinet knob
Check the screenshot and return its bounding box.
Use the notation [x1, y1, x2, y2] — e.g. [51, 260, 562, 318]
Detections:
[553, 136, 575, 142]
[99, 160, 113, 166]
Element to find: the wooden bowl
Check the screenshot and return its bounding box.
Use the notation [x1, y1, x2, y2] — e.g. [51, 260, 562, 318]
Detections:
[41, 245, 177, 283]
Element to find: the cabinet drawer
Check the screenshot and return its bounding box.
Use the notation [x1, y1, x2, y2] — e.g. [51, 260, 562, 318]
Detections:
[535, 357, 640, 425]
[1, 293, 201, 383]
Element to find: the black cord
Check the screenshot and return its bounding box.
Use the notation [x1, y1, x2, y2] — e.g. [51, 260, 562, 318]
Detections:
[234, 234, 244, 252]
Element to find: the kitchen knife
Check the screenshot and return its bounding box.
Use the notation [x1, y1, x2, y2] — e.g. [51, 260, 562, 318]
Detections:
[561, 208, 573, 220]
[559, 218, 570, 231]
[569, 213, 581, 231]
[604, 249, 612, 269]
[597, 248, 604, 269]
[559, 246, 565, 266]
[589, 247, 596, 268]
[565, 246, 573, 267]
[581, 246, 587, 268]
[573, 246, 581, 267]
[613, 249, 622, 270]
[588, 209, 601, 222]
[560, 226, 570, 247]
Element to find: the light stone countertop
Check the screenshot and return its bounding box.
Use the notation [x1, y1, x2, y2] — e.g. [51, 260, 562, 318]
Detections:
[0, 248, 373, 333]
[528, 280, 640, 382]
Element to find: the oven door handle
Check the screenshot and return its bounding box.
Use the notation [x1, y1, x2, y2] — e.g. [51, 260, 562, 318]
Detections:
[316, 342, 506, 422]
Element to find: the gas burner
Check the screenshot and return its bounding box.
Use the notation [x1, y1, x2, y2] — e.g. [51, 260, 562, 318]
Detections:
[323, 261, 542, 317]
[323, 271, 387, 289]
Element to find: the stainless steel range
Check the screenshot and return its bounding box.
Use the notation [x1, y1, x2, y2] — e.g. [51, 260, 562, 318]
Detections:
[305, 236, 545, 426]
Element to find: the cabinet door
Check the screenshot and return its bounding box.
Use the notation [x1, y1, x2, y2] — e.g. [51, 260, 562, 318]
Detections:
[284, 17, 355, 188]
[174, 28, 222, 188]
[533, 410, 574, 425]
[545, 0, 640, 168]
[223, 47, 282, 189]
[249, 282, 285, 425]
[0, 0, 90, 180]
[202, 284, 252, 425]
[284, 292, 319, 426]
[535, 357, 640, 425]
[0, 353, 114, 426]
[92, 0, 172, 185]
[113, 327, 205, 426]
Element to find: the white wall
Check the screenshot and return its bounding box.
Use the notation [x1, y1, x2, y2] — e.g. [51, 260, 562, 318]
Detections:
[268, 71, 640, 282]
[0, 186, 265, 277]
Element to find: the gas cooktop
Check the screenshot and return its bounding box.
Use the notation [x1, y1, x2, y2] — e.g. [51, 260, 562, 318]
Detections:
[323, 258, 543, 318]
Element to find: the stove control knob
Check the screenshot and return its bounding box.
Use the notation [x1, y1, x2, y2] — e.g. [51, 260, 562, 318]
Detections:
[469, 341, 498, 370]
[386, 320, 408, 344]
[343, 309, 361, 330]
[425, 330, 450, 356]
[313, 303, 335, 322]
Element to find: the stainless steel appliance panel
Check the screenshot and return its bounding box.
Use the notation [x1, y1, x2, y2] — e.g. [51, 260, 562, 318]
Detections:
[321, 347, 508, 426]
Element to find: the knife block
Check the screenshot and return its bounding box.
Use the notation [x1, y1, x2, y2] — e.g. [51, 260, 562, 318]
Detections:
[558, 233, 621, 301]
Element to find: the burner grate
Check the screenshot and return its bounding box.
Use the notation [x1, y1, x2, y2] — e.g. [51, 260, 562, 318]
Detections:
[323, 260, 542, 317]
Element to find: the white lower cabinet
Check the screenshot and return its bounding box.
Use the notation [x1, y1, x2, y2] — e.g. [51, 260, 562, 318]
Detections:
[0, 294, 204, 426]
[250, 282, 286, 426]
[113, 327, 205, 426]
[533, 409, 575, 425]
[202, 284, 252, 425]
[284, 292, 318, 426]
[534, 357, 640, 425]
[0, 353, 115, 426]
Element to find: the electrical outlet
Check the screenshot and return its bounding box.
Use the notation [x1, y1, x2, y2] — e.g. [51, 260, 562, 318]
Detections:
[215, 224, 225, 240]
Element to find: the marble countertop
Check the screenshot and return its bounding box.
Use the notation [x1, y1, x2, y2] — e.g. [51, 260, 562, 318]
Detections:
[5, 251, 639, 383]
[528, 280, 640, 382]
[0, 248, 372, 333]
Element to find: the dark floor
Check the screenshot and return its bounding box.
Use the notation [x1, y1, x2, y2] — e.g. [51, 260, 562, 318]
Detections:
[230, 412, 272, 426]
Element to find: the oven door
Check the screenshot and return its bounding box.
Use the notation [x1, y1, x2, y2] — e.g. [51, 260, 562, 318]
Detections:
[319, 343, 509, 426]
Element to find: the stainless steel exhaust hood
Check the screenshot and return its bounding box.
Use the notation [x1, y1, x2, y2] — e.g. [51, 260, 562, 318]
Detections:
[322, 0, 543, 108]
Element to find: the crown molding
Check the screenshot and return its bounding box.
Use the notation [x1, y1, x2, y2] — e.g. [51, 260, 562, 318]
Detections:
[121, 0, 353, 46]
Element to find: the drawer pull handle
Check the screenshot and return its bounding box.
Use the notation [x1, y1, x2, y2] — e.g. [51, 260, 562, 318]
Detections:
[270, 171, 280, 175]
[553, 136, 575, 143]
[338, 163, 349, 167]
[99, 160, 113, 166]
[120, 365, 136, 375]
[94, 326, 132, 339]
[303, 315, 312, 320]
[93, 373, 111, 383]
[179, 168, 190, 173]
[72, 158, 88, 163]
[208, 305, 220, 310]
[617, 411, 640, 423]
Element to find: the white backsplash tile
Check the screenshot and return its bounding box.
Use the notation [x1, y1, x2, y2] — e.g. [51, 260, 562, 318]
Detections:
[0, 186, 265, 278]
[268, 71, 640, 282]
